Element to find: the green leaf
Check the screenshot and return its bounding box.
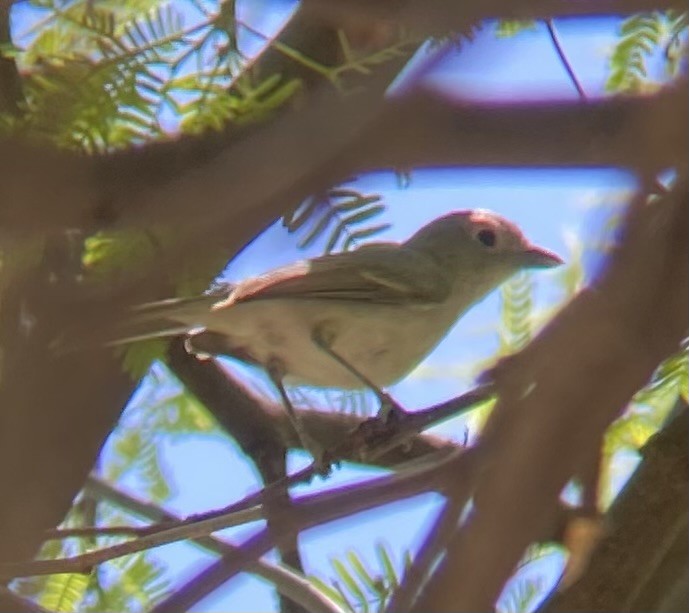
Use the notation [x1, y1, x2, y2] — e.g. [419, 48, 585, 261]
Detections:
[332, 558, 369, 612]
[606, 11, 671, 93]
[106, 426, 171, 502]
[495, 20, 537, 38]
[114, 552, 170, 607]
[375, 542, 399, 589]
[308, 576, 353, 612]
[499, 272, 533, 355]
[38, 571, 92, 612]
[346, 550, 380, 595]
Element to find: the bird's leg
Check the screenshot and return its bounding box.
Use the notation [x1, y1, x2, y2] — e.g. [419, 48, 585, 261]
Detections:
[311, 325, 407, 422]
[266, 357, 331, 475]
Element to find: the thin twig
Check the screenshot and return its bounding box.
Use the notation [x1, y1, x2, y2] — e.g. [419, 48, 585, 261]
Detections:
[357, 384, 494, 462]
[150, 448, 481, 613]
[545, 19, 587, 99]
[30, 384, 489, 581]
[544, 20, 676, 205]
[45, 525, 153, 539]
[0, 448, 475, 581]
[86, 477, 342, 613]
[83, 384, 488, 543]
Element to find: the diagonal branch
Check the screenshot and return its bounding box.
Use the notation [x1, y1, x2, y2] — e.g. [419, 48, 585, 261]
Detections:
[0, 377, 489, 582]
[545, 19, 587, 98]
[306, 0, 686, 34]
[0, 447, 476, 581]
[148, 447, 480, 613]
[166, 339, 469, 467]
[536, 406, 688, 612]
[83, 477, 342, 613]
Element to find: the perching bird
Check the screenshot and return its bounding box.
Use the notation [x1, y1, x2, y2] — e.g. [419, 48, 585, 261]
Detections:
[107, 209, 562, 458]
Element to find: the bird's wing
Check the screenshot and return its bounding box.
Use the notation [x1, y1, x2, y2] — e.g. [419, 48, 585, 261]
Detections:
[216, 243, 451, 308]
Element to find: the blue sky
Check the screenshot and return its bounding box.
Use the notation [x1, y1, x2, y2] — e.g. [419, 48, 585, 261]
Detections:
[10, 2, 662, 612]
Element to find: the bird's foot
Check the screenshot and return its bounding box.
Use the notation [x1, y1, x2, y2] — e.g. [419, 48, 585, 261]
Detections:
[377, 392, 408, 424]
[310, 446, 337, 479]
[298, 430, 336, 478]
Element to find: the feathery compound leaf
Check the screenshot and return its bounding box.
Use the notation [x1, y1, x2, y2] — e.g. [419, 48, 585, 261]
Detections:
[177, 74, 301, 134]
[499, 272, 533, 355]
[325, 205, 387, 254]
[308, 576, 354, 612]
[285, 188, 388, 253]
[310, 547, 405, 613]
[346, 550, 381, 595]
[283, 196, 322, 232]
[15, 2, 192, 148]
[332, 558, 369, 612]
[111, 552, 170, 608]
[607, 12, 667, 93]
[375, 542, 399, 589]
[150, 388, 219, 434]
[37, 571, 91, 613]
[16, 510, 96, 612]
[106, 427, 171, 502]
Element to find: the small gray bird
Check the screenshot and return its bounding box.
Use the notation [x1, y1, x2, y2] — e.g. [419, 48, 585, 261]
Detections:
[113, 209, 562, 457]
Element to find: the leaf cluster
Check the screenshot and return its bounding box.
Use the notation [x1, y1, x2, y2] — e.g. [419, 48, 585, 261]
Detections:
[13, 502, 169, 613]
[308, 544, 410, 613]
[283, 187, 390, 253]
[607, 10, 688, 93]
[3, 0, 302, 149]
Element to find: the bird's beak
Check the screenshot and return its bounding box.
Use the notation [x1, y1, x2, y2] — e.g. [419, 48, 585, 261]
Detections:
[522, 245, 564, 269]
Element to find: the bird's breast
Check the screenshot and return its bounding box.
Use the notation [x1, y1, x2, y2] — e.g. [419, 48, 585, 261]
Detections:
[204, 298, 460, 389]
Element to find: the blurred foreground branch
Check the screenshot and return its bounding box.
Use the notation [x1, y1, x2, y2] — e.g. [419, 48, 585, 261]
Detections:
[2, 80, 685, 239]
[306, 0, 686, 35]
[538, 406, 688, 612]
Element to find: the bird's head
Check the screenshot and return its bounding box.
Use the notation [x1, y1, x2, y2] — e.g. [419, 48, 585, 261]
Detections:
[406, 209, 563, 293]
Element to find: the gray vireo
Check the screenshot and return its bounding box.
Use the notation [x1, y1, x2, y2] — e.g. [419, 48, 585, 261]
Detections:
[114, 209, 562, 458]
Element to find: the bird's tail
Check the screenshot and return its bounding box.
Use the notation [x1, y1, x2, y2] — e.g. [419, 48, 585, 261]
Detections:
[53, 293, 221, 353]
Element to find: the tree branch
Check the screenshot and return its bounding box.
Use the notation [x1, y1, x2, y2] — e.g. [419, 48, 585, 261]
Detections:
[149, 447, 479, 613]
[0, 0, 23, 116]
[306, 0, 686, 35]
[166, 340, 463, 468]
[545, 19, 587, 99]
[83, 477, 342, 613]
[0, 447, 474, 581]
[537, 406, 688, 612]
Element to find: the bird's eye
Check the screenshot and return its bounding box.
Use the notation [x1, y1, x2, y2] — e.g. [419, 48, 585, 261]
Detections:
[477, 229, 497, 248]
